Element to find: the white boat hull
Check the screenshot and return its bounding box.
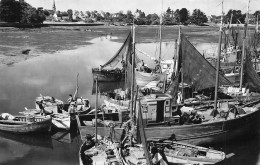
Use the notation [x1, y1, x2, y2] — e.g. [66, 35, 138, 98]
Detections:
[52, 115, 70, 130]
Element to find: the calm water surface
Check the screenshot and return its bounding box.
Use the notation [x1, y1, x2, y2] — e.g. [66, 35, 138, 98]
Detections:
[0, 33, 259, 165]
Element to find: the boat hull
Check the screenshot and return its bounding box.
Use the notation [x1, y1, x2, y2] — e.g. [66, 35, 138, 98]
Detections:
[52, 116, 71, 131]
[144, 108, 260, 145]
[0, 116, 52, 134]
[103, 97, 129, 110]
[92, 69, 125, 82]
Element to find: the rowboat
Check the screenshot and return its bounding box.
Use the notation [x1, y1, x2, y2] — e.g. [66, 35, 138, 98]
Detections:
[152, 140, 226, 165]
[0, 115, 52, 134]
[118, 141, 226, 165]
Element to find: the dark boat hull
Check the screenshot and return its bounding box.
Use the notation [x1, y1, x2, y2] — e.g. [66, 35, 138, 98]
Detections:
[92, 68, 125, 82]
[144, 108, 260, 145]
[76, 114, 123, 142]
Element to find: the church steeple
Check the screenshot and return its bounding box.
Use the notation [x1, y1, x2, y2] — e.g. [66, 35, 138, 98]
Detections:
[53, 0, 56, 12]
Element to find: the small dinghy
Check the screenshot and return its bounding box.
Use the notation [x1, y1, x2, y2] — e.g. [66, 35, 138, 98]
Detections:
[150, 140, 226, 165]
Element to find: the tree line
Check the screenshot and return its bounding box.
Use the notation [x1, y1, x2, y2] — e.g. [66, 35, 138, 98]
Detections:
[0, 0, 46, 23]
[0, 0, 259, 26]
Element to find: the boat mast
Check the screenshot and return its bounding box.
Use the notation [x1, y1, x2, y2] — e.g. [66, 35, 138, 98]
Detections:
[213, 0, 224, 116]
[257, 15, 259, 33]
[130, 19, 136, 118]
[175, 27, 181, 103]
[95, 76, 98, 142]
[158, 0, 163, 65]
[239, 0, 250, 91]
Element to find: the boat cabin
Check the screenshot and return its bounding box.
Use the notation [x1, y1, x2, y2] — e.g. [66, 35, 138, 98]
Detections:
[140, 93, 176, 125]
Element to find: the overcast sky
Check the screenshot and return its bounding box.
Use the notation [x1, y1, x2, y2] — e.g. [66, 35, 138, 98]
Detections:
[26, 0, 260, 16]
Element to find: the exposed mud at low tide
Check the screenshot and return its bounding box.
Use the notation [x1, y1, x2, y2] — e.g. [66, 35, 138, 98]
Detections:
[0, 25, 220, 68]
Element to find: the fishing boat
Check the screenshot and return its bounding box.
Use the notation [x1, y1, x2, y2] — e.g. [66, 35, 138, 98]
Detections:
[35, 95, 91, 115]
[134, 14, 174, 89]
[83, 27, 260, 147]
[92, 32, 132, 82]
[0, 115, 52, 134]
[35, 95, 64, 114]
[20, 107, 71, 131]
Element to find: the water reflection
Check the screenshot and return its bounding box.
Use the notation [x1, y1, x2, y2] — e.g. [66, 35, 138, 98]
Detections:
[0, 132, 52, 163]
[214, 132, 260, 165]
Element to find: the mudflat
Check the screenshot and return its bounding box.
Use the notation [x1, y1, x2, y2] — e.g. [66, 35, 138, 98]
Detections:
[0, 25, 219, 67]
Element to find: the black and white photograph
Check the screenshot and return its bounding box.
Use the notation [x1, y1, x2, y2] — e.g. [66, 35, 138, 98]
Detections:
[0, 0, 260, 164]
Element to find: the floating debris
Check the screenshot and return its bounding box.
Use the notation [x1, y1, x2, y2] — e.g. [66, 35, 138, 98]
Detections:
[22, 49, 31, 54]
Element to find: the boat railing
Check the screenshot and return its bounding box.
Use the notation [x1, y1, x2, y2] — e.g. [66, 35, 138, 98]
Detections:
[16, 116, 47, 122]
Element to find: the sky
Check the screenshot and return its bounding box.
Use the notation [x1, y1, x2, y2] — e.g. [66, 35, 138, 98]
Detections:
[25, 0, 260, 16]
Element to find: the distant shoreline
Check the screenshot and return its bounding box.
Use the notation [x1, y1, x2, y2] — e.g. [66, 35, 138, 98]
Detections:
[0, 22, 105, 28]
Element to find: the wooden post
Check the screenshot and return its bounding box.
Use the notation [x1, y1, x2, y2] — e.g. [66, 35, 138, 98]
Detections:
[95, 76, 98, 142]
[138, 100, 152, 165]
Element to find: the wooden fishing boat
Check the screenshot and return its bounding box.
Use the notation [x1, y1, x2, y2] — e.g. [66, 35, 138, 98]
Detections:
[92, 68, 125, 82]
[35, 95, 64, 114]
[117, 100, 226, 165]
[20, 108, 71, 131]
[76, 113, 124, 142]
[35, 95, 91, 115]
[0, 115, 52, 134]
[92, 32, 132, 82]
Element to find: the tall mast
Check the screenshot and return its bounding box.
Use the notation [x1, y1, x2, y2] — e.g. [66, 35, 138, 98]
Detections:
[175, 27, 181, 104]
[257, 15, 259, 33]
[213, 0, 224, 116]
[158, 0, 163, 65]
[239, 0, 250, 91]
[130, 21, 136, 118]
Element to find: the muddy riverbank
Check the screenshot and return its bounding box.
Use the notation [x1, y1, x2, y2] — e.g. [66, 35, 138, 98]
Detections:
[0, 25, 219, 67]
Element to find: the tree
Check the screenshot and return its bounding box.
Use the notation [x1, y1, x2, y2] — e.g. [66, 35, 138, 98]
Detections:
[254, 11, 260, 23]
[190, 9, 208, 25]
[0, 0, 46, 23]
[173, 9, 180, 24]
[225, 9, 245, 24]
[179, 8, 189, 24]
[67, 9, 73, 21]
[126, 10, 133, 23]
[0, 0, 22, 22]
[43, 9, 50, 16]
[85, 11, 91, 18]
